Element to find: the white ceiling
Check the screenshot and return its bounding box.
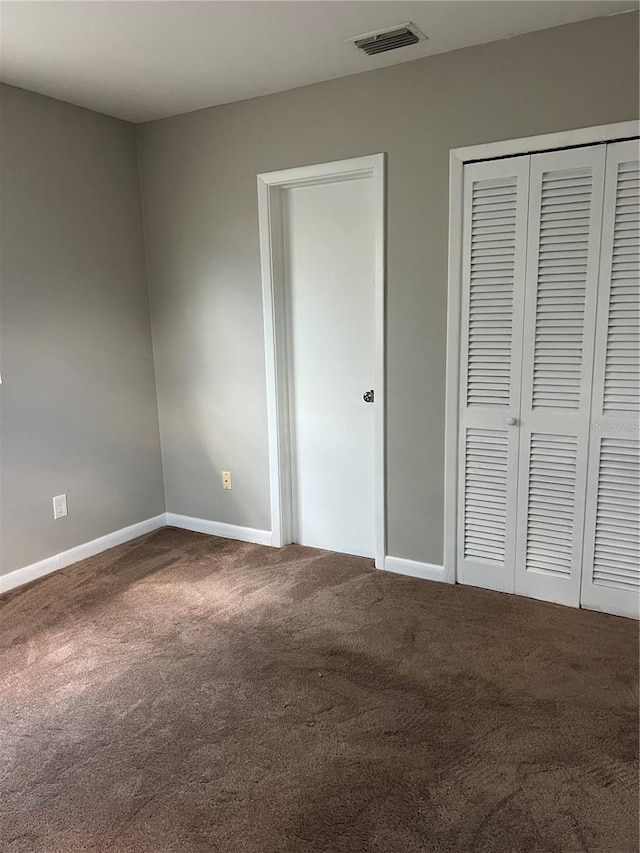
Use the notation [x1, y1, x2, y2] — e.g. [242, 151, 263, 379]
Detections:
[1, 1, 637, 123]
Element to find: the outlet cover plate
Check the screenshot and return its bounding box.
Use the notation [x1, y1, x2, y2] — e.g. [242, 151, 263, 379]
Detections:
[53, 494, 68, 519]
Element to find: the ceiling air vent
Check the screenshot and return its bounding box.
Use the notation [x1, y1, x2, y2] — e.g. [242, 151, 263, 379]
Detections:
[348, 22, 427, 56]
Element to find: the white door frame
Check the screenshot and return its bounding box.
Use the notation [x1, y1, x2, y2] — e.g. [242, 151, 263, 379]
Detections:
[444, 120, 639, 585]
[257, 154, 386, 568]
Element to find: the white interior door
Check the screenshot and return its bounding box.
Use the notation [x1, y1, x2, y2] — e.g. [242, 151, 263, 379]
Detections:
[457, 156, 530, 592]
[514, 146, 606, 607]
[282, 177, 375, 558]
[581, 139, 640, 619]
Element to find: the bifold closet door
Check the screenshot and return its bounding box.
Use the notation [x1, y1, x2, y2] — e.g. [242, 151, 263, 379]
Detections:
[514, 146, 606, 607]
[581, 140, 640, 619]
[457, 157, 529, 592]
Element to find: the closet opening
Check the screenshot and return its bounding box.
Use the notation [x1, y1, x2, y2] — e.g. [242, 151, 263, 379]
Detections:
[444, 122, 639, 619]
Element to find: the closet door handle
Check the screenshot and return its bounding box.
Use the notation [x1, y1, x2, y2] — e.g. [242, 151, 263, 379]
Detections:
[505, 416, 517, 426]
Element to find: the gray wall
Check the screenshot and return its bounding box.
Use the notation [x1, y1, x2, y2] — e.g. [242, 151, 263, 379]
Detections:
[136, 12, 639, 566]
[0, 85, 165, 576]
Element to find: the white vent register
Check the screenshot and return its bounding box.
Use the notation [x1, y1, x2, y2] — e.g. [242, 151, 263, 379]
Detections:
[347, 22, 427, 56]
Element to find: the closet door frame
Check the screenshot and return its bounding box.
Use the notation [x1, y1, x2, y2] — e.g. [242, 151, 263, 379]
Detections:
[444, 120, 639, 586]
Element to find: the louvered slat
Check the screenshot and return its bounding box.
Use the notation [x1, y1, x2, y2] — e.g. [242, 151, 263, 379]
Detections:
[603, 160, 640, 414]
[466, 177, 517, 407]
[532, 167, 594, 409]
[592, 438, 640, 591]
[464, 429, 508, 563]
[525, 434, 578, 577]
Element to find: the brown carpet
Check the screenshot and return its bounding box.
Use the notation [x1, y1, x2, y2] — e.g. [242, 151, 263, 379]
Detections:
[0, 528, 638, 853]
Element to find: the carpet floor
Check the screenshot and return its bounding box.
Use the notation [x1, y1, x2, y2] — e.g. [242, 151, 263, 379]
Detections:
[0, 527, 638, 853]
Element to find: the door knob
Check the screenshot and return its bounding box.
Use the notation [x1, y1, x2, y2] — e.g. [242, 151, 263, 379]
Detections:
[506, 416, 517, 426]
[363, 390, 374, 403]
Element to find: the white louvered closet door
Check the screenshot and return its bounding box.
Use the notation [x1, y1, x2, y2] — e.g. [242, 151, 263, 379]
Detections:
[457, 157, 529, 592]
[581, 140, 640, 619]
[514, 146, 606, 607]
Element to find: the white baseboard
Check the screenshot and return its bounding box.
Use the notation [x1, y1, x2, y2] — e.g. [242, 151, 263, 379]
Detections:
[383, 555, 447, 584]
[1, 518, 442, 596]
[0, 514, 166, 595]
[166, 513, 272, 547]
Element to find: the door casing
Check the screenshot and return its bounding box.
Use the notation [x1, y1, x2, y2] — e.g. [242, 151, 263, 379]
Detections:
[257, 154, 386, 568]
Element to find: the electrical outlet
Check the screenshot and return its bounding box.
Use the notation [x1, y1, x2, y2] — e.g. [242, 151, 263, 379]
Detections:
[221, 471, 232, 490]
[53, 494, 68, 520]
